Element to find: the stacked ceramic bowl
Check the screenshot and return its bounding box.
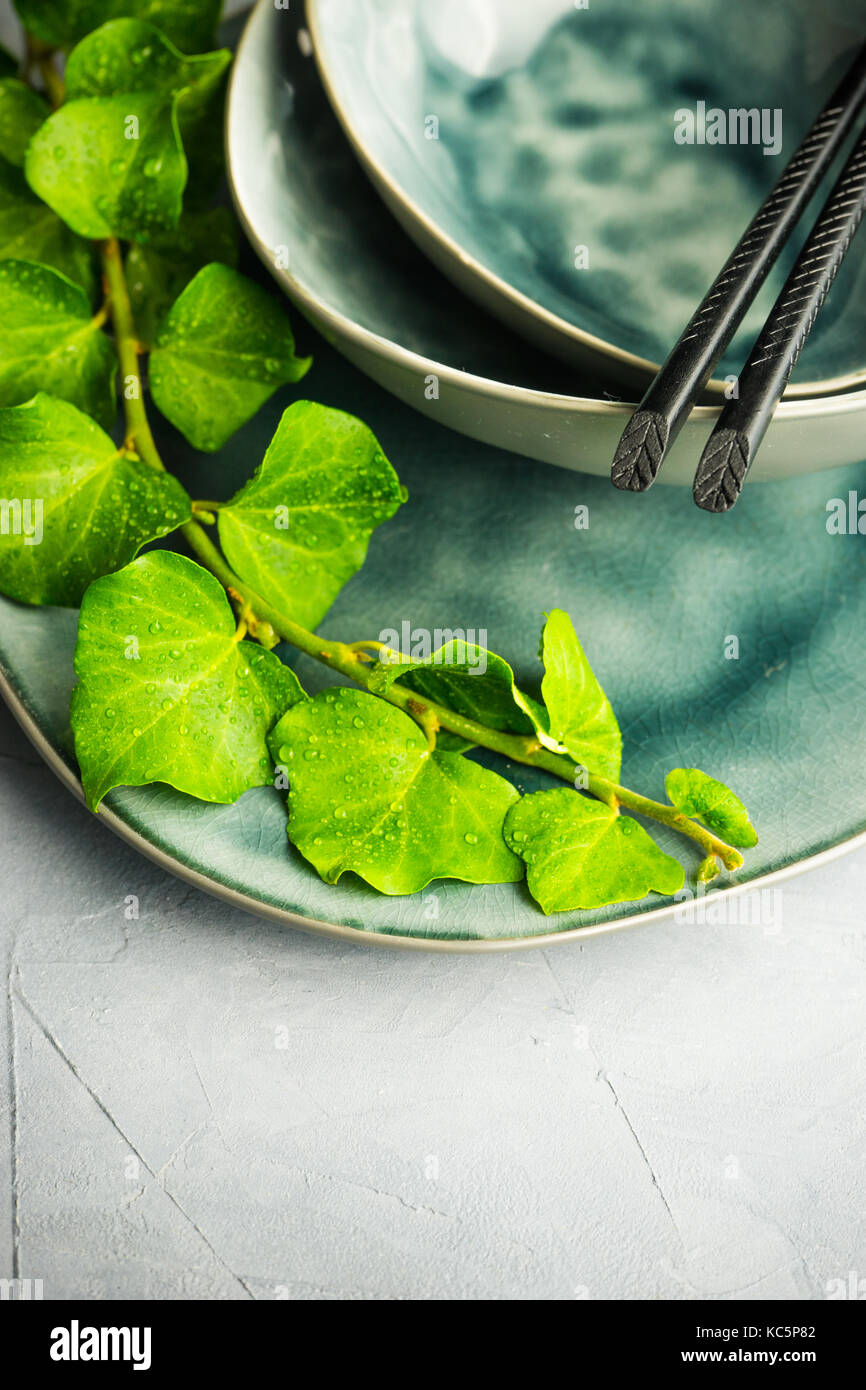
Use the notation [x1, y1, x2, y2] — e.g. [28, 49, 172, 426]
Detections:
[227, 0, 866, 484]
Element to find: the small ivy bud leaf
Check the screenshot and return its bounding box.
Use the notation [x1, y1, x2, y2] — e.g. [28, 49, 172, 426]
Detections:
[697, 855, 721, 884]
[368, 639, 545, 742]
[0, 260, 116, 426]
[538, 609, 622, 781]
[25, 20, 231, 241]
[0, 160, 98, 299]
[217, 401, 403, 629]
[12, 1, 222, 53]
[0, 394, 191, 607]
[268, 688, 523, 895]
[504, 788, 684, 914]
[0, 79, 49, 167]
[665, 768, 758, 848]
[71, 550, 306, 811]
[252, 620, 279, 651]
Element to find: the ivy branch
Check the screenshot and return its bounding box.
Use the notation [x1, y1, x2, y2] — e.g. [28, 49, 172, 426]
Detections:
[98, 236, 744, 875]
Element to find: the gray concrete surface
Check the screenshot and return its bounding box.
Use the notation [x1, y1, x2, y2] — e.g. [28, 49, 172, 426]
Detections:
[2, 697, 865, 1301]
[1, 0, 865, 1302]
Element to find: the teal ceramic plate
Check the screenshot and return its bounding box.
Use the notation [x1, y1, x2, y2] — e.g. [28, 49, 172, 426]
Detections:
[2, 6, 866, 952]
[308, 0, 866, 395]
[227, 0, 866, 485]
[3, 313, 866, 949]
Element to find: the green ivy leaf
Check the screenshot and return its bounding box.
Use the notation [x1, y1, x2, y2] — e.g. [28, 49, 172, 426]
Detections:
[0, 393, 191, 607]
[0, 260, 117, 427]
[26, 91, 187, 241]
[269, 688, 523, 895]
[504, 788, 684, 914]
[0, 79, 49, 167]
[150, 264, 312, 450]
[163, 36, 229, 206]
[25, 20, 230, 241]
[218, 401, 403, 630]
[71, 550, 305, 811]
[0, 160, 98, 299]
[63, 17, 228, 99]
[368, 639, 544, 738]
[13, 0, 222, 54]
[65, 16, 231, 207]
[665, 768, 758, 848]
[0, 45, 17, 80]
[539, 608, 622, 781]
[126, 205, 238, 345]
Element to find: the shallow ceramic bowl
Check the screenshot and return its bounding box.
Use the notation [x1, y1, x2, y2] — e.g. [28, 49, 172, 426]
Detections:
[307, 0, 866, 394]
[228, 0, 866, 484]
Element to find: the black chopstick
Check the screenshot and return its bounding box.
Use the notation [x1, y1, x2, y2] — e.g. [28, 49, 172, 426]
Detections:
[693, 130, 866, 511]
[611, 41, 866, 492]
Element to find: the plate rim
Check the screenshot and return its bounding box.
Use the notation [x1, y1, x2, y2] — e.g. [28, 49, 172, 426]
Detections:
[304, 0, 866, 402]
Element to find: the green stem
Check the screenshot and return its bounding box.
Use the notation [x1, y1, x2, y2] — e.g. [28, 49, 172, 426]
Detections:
[100, 238, 164, 472]
[25, 39, 65, 107]
[593, 780, 742, 869]
[36, 54, 65, 109]
[102, 237, 743, 875]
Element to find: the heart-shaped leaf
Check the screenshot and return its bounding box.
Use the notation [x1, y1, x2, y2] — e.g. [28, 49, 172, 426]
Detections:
[64, 17, 227, 100]
[13, 0, 222, 54]
[0, 260, 117, 426]
[504, 787, 684, 914]
[217, 401, 404, 630]
[665, 768, 758, 847]
[126, 206, 238, 345]
[26, 91, 187, 240]
[368, 639, 544, 738]
[539, 608, 622, 781]
[150, 264, 312, 450]
[0, 160, 98, 298]
[0, 393, 190, 607]
[71, 550, 306, 811]
[25, 20, 230, 241]
[0, 79, 48, 167]
[269, 688, 523, 895]
[65, 17, 231, 206]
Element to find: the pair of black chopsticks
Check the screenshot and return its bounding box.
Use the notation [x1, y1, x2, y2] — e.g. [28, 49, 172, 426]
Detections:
[611, 43, 866, 511]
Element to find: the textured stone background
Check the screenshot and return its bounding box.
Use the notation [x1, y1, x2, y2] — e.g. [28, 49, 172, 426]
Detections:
[1, 0, 865, 1302]
[2, 696, 865, 1300]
